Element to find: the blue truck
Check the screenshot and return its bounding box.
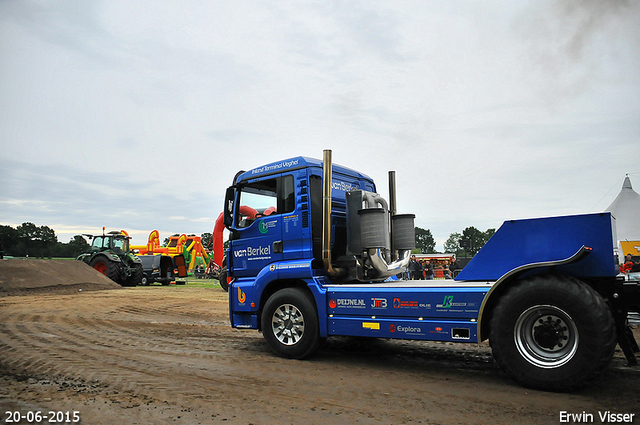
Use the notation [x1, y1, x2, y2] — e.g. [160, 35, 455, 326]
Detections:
[222, 150, 640, 391]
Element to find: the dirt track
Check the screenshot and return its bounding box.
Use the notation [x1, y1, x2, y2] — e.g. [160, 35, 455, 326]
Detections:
[1, 268, 639, 424]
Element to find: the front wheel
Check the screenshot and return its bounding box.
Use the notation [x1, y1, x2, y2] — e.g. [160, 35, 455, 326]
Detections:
[489, 275, 616, 391]
[261, 288, 321, 359]
[123, 264, 143, 287]
[218, 268, 229, 292]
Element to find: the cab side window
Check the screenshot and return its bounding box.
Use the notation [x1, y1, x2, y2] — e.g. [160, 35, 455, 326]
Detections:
[237, 176, 295, 228]
[92, 237, 104, 250]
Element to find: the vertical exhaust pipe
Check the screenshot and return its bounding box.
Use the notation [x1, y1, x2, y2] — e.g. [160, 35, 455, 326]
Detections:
[388, 170, 397, 262]
[322, 150, 345, 278]
[322, 149, 332, 270]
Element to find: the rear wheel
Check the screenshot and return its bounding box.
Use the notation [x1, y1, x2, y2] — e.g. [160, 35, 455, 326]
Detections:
[489, 275, 616, 391]
[89, 256, 119, 282]
[261, 288, 321, 359]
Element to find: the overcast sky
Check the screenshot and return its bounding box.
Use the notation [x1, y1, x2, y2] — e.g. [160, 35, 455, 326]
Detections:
[1, 0, 639, 251]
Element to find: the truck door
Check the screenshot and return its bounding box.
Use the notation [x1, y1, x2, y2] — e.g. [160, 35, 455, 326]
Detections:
[229, 174, 295, 277]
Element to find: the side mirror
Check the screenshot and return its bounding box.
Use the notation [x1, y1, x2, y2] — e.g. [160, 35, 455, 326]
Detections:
[223, 186, 236, 228]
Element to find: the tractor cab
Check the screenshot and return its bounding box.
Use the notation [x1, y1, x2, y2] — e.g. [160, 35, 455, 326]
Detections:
[87, 232, 131, 254]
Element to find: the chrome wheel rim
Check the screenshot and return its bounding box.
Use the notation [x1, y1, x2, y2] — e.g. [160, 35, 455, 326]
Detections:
[514, 305, 578, 368]
[271, 303, 305, 346]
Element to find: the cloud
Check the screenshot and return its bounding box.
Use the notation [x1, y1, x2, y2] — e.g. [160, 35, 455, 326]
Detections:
[1, 1, 639, 251]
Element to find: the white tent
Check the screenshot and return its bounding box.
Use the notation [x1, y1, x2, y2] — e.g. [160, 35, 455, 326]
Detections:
[606, 175, 640, 256]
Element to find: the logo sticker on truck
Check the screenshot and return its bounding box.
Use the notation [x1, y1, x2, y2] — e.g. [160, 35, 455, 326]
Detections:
[371, 298, 387, 308]
[238, 287, 246, 304]
[250, 159, 300, 175]
[259, 220, 277, 234]
[328, 298, 366, 309]
[389, 323, 423, 335]
[437, 295, 466, 309]
[393, 298, 418, 309]
[332, 181, 360, 192]
[233, 245, 272, 260]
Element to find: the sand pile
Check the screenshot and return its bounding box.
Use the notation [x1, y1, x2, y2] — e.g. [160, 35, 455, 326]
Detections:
[0, 259, 121, 296]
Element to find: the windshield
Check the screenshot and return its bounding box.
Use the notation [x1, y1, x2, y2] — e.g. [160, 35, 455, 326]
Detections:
[113, 237, 128, 253]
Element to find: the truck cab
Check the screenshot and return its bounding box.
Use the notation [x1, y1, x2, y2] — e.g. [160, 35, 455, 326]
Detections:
[224, 156, 375, 270]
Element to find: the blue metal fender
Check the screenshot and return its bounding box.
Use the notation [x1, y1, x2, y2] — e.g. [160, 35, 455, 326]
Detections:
[455, 212, 618, 281]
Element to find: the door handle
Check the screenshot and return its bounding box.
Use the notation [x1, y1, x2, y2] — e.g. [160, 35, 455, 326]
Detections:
[273, 240, 283, 253]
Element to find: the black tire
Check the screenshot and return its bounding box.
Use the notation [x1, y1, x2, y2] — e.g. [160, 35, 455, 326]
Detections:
[218, 268, 229, 292]
[489, 275, 616, 391]
[89, 256, 120, 282]
[123, 264, 143, 287]
[261, 287, 321, 359]
[141, 274, 149, 285]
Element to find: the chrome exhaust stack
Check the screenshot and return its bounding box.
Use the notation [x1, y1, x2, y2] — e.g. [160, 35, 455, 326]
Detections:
[322, 149, 346, 278]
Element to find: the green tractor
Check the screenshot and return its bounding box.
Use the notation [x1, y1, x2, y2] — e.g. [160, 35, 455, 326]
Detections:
[77, 230, 143, 287]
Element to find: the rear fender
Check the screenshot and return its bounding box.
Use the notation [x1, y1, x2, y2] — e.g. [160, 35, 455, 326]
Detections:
[103, 251, 123, 262]
[478, 246, 593, 341]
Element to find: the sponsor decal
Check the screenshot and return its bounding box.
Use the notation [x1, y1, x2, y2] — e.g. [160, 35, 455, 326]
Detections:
[269, 264, 276, 272]
[371, 298, 387, 308]
[237, 287, 246, 304]
[436, 295, 467, 309]
[398, 325, 422, 333]
[332, 181, 360, 192]
[233, 245, 272, 259]
[333, 298, 366, 308]
[389, 324, 422, 334]
[393, 298, 418, 308]
[258, 220, 277, 234]
[442, 295, 453, 308]
[329, 299, 337, 309]
[362, 322, 380, 330]
[435, 327, 443, 332]
[277, 263, 308, 270]
[251, 159, 300, 175]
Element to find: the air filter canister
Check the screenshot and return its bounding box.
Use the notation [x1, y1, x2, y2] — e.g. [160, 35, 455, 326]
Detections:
[392, 214, 416, 250]
[358, 208, 387, 249]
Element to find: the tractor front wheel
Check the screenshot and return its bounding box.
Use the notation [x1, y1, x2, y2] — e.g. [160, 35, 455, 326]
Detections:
[218, 268, 230, 292]
[123, 264, 143, 287]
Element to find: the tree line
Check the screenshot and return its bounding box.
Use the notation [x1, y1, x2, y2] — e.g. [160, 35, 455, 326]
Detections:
[414, 226, 496, 256]
[0, 223, 90, 259]
[0, 222, 495, 260]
